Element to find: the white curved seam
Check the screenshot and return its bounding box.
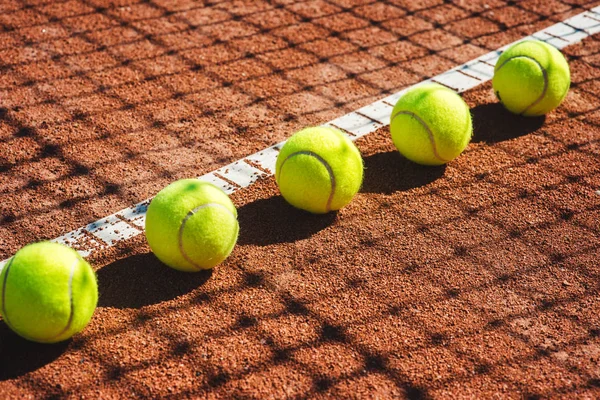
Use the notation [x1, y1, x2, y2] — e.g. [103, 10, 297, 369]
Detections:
[2, 256, 79, 342]
[278, 151, 336, 212]
[391, 111, 449, 163]
[0, 257, 40, 342]
[47, 257, 79, 341]
[495, 55, 548, 115]
[178, 203, 236, 270]
[1, 257, 15, 329]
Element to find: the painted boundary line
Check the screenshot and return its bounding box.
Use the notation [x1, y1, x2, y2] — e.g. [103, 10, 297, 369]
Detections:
[1, 7, 599, 270]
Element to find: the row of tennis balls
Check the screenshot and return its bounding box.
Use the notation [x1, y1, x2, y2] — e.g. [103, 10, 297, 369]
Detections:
[150, 38, 572, 271]
[0, 40, 570, 344]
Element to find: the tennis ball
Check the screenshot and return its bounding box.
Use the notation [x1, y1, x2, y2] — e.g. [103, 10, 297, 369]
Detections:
[390, 83, 472, 166]
[0, 242, 98, 343]
[275, 126, 363, 214]
[145, 179, 239, 272]
[493, 40, 570, 116]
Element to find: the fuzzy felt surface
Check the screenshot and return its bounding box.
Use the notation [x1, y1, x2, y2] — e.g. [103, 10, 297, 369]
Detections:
[0, 242, 98, 343]
[145, 179, 239, 272]
[493, 40, 570, 116]
[275, 127, 364, 214]
[390, 83, 473, 166]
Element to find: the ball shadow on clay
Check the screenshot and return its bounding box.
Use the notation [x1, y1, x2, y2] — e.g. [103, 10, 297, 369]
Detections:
[0, 323, 69, 380]
[96, 252, 212, 309]
[237, 195, 336, 246]
[471, 102, 545, 143]
[361, 150, 446, 194]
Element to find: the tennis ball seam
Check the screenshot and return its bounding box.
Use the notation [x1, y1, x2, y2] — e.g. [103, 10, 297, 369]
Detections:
[391, 110, 449, 163]
[277, 150, 336, 212]
[495, 55, 548, 115]
[50, 256, 78, 341]
[1, 255, 79, 342]
[1, 257, 15, 332]
[178, 203, 237, 270]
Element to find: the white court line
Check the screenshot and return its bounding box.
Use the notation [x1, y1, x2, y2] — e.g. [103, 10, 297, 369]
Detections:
[1, 7, 599, 271]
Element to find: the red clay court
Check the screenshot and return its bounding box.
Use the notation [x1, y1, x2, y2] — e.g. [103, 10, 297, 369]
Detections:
[1, 0, 600, 398]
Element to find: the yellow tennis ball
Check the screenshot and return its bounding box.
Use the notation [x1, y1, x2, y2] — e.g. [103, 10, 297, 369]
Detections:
[0, 242, 98, 343]
[390, 83, 472, 166]
[493, 40, 570, 116]
[275, 126, 363, 214]
[145, 179, 239, 272]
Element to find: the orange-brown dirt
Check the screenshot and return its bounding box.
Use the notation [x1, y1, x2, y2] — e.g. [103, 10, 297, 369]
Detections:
[1, 0, 599, 398]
